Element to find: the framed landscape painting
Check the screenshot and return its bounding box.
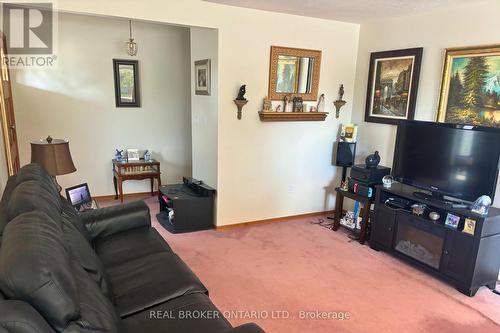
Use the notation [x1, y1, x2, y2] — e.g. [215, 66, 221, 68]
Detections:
[437, 45, 500, 128]
[365, 48, 423, 125]
[195, 59, 211, 96]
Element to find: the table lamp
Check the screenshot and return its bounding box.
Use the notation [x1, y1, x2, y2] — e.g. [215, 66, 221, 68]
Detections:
[31, 136, 76, 192]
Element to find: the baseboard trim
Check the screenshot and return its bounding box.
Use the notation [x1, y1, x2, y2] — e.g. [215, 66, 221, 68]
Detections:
[215, 210, 336, 231]
[94, 191, 158, 201]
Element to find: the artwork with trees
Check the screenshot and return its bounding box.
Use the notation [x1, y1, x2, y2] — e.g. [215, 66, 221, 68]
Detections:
[439, 46, 500, 128]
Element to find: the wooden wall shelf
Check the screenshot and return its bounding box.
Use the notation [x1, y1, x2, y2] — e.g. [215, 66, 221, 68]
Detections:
[258, 112, 328, 122]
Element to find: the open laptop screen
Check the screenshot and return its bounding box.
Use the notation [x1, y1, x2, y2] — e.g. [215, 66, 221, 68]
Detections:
[66, 183, 92, 206]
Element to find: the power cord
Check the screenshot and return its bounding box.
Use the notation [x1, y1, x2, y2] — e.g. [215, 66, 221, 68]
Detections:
[310, 218, 334, 229]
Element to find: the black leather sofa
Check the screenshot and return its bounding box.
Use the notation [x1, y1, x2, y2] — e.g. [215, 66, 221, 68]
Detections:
[0, 164, 265, 333]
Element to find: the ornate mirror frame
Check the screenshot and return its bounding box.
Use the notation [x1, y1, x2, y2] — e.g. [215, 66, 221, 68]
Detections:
[268, 46, 322, 101]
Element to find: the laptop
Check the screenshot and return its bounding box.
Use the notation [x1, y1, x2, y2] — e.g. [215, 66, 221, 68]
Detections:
[65, 183, 99, 212]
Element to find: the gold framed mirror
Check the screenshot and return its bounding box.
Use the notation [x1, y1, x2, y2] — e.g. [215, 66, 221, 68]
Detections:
[268, 46, 322, 101]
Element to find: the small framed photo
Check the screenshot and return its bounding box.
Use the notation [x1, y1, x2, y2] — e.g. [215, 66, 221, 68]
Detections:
[127, 149, 140, 161]
[365, 48, 423, 125]
[195, 59, 211, 96]
[463, 218, 476, 235]
[113, 59, 140, 107]
[340, 124, 358, 143]
[444, 213, 460, 229]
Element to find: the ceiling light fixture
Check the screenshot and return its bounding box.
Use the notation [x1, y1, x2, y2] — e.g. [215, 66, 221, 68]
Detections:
[125, 20, 138, 56]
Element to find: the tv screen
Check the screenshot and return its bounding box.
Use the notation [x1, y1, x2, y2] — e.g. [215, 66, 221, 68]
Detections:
[393, 121, 500, 202]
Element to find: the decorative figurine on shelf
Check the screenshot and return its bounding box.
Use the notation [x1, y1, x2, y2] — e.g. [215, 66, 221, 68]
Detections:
[284, 95, 293, 112]
[262, 97, 273, 112]
[233, 84, 248, 120]
[429, 212, 440, 221]
[236, 84, 247, 100]
[471, 195, 492, 216]
[338, 84, 345, 101]
[333, 84, 347, 118]
[317, 93, 325, 112]
[411, 204, 427, 216]
[310, 106, 317, 112]
[365, 151, 380, 168]
[144, 150, 152, 162]
[115, 149, 124, 162]
[293, 97, 304, 112]
[275, 105, 282, 112]
[382, 175, 393, 188]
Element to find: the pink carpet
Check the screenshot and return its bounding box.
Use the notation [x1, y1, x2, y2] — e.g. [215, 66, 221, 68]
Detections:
[99, 196, 500, 333]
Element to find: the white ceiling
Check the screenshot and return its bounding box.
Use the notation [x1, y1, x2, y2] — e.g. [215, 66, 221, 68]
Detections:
[204, 0, 479, 23]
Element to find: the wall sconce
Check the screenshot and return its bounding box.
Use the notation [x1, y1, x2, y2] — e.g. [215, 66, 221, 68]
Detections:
[333, 84, 347, 118]
[233, 84, 248, 120]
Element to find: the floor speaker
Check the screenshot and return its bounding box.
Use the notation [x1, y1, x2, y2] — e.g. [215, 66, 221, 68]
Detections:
[335, 142, 356, 167]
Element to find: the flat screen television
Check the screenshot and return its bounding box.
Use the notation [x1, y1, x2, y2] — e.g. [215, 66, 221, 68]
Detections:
[393, 121, 500, 202]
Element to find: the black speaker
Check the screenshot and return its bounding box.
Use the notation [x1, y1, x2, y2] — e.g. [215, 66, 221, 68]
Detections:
[335, 142, 356, 167]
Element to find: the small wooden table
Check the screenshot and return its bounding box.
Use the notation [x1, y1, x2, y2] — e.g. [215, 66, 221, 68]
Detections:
[112, 159, 161, 202]
[332, 187, 373, 244]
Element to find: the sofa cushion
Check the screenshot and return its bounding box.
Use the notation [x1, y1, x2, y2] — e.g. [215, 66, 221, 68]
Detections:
[61, 218, 113, 300]
[68, 261, 119, 332]
[6, 180, 62, 223]
[95, 227, 172, 267]
[14, 163, 59, 199]
[0, 300, 56, 333]
[0, 211, 79, 331]
[106, 252, 208, 317]
[61, 197, 92, 242]
[122, 293, 231, 333]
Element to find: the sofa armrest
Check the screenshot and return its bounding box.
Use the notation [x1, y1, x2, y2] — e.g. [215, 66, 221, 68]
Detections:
[80, 201, 151, 240]
[225, 323, 266, 333]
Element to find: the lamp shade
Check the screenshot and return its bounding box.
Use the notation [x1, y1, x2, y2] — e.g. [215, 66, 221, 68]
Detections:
[31, 138, 76, 176]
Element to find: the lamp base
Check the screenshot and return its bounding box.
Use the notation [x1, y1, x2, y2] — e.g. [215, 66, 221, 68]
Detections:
[52, 176, 62, 193]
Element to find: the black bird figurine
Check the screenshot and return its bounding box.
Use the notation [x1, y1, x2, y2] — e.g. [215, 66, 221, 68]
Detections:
[236, 85, 247, 101]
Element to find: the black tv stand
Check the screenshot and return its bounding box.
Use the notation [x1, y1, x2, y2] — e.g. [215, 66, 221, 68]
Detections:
[413, 190, 469, 209]
[413, 190, 443, 201]
[371, 182, 500, 297]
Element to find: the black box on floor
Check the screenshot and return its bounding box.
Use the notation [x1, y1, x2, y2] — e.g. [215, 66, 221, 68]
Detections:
[157, 179, 216, 233]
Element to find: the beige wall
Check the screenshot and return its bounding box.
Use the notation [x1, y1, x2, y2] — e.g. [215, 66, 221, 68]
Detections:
[190, 27, 218, 189]
[352, 0, 500, 207]
[12, 13, 192, 196]
[54, 0, 360, 226]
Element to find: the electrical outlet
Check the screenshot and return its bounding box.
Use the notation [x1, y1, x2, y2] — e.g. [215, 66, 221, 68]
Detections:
[287, 184, 294, 194]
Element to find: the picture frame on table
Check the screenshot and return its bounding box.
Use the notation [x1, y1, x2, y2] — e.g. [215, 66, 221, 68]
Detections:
[195, 59, 211, 96]
[127, 149, 140, 161]
[437, 44, 500, 128]
[365, 48, 423, 125]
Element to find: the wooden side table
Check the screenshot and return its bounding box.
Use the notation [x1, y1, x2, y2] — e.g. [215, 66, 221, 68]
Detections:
[332, 187, 373, 244]
[112, 159, 161, 203]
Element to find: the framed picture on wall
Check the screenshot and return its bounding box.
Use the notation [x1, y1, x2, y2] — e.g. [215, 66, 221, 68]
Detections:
[364, 48, 423, 125]
[113, 59, 140, 107]
[437, 44, 500, 128]
[195, 59, 211, 96]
